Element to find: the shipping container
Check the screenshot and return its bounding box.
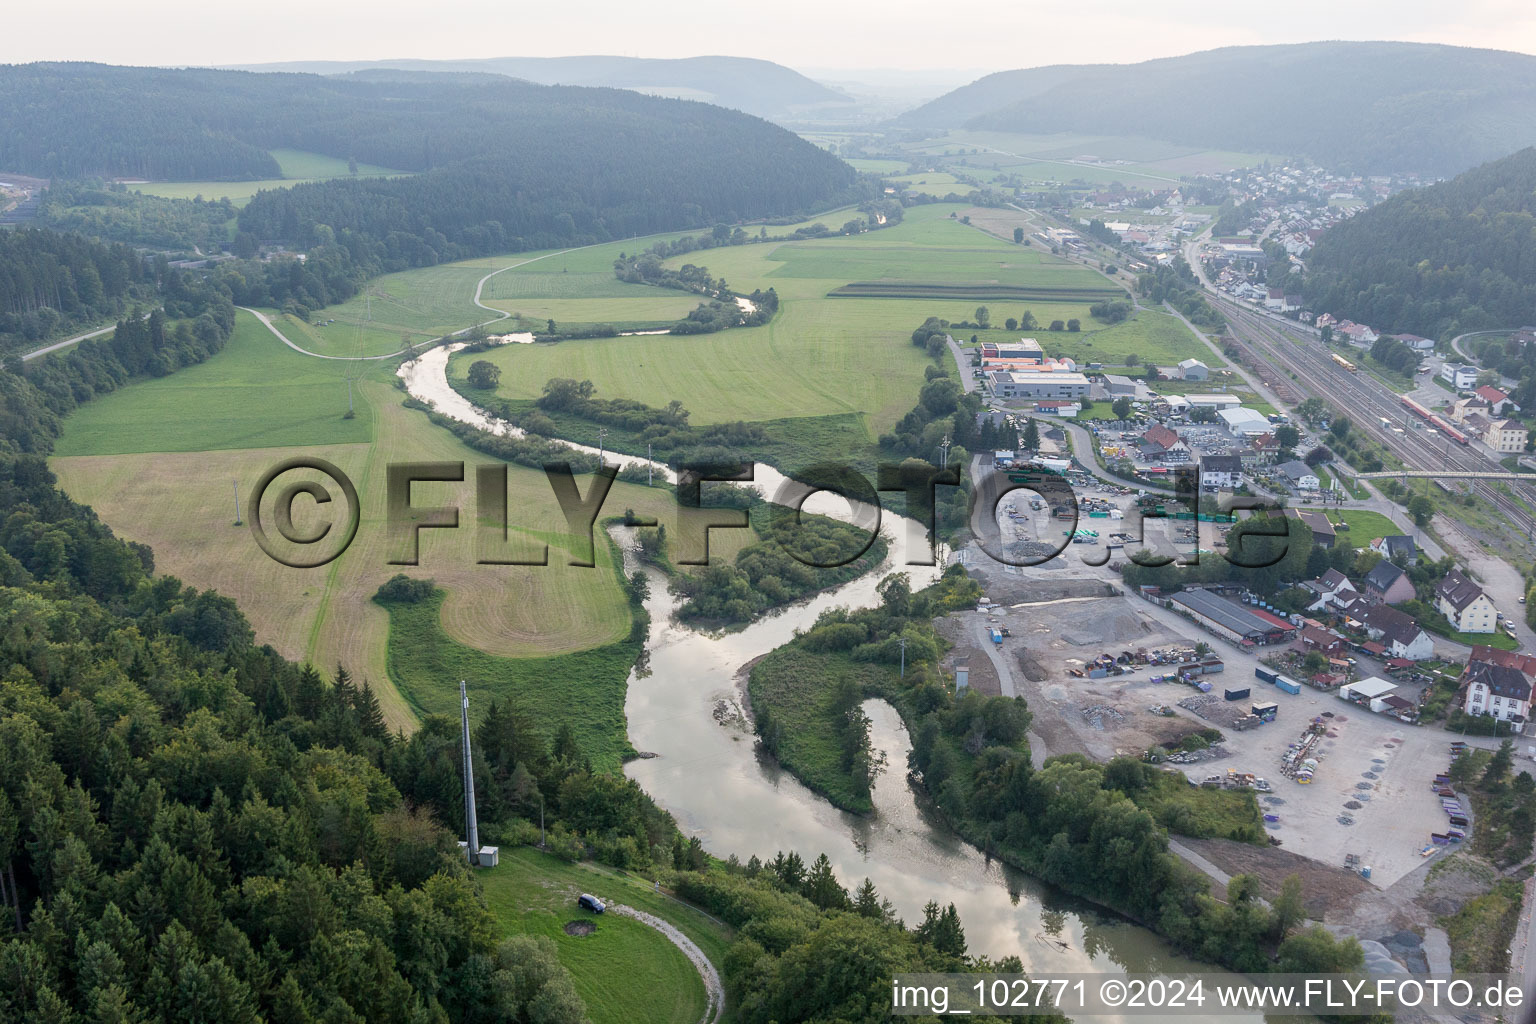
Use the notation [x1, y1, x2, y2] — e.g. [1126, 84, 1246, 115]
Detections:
[1224, 687, 1251, 701]
[1255, 667, 1278, 684]
[1199, 659, 1225, 674]
[989, 628, 1003, 645]
[1251, 701, 1278, 721]
[1275, 677, 1302, 695]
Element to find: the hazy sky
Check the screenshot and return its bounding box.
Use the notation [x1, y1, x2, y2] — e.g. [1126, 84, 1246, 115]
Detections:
[5, 0, 1535, 72]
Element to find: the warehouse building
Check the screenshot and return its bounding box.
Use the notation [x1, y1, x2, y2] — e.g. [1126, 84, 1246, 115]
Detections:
[987, 370, 1091, 400]
[1168, 588, 1298, 646]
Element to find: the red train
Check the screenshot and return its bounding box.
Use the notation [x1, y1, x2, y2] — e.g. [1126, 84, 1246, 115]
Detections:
[1401, 396, 1433, 420]
[1429, 416, 1471, 445]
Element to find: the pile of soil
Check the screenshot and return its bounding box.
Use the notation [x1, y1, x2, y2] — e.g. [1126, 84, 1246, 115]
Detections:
[563, 921, 596, 937]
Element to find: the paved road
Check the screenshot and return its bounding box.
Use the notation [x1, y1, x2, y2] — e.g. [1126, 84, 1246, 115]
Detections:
[19, 311, 158, 363]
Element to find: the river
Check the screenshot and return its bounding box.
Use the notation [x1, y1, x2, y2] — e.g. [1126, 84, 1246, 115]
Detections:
[399, 344, 1257, 999]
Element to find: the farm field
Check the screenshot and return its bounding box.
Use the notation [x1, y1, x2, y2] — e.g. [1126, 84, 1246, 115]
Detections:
[481, 849, 729, 1024]
[884, 171, 966, 196]
[50, 313, 746, 732]
[127, 148, 407, 205]
[899, 130, 1276, 183]
[461, 203, 1159, 443]
[953, 308, 1223, 368]
[843, 157, 908, 173]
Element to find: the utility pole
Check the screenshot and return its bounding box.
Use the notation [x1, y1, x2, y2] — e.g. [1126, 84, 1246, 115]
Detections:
[898, 636, 908, 678]
[460, 681, 482, 866]
[232, 480, 242, 526]
[597, 427, 608, 466]
[647, 442, 653, 486]
[939, 434, 953, 469]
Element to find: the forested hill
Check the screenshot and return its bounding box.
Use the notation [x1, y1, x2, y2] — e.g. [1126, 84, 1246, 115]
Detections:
[1302, 147, 1536, 338]
[0, 63, 855, 203]
[233, 86, 857, 260]
[897, 42, 1536, 176]
[228, 55, 854, 121]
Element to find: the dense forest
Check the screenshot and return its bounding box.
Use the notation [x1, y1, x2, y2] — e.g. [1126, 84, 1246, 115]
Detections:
[0, 228, 150, 350]
[900, 42, 1536, 176]
[1304, 147, 1536, 337]
[36, 183, 238, 252]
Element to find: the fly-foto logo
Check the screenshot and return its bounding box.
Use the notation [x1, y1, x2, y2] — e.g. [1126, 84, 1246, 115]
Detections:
[247, 457, 1294, 570]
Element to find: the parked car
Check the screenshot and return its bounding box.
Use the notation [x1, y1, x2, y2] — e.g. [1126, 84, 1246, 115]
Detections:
[578, 893, 605, 914]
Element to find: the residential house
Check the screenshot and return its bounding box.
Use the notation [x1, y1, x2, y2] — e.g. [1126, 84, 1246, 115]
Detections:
[1475, 385, 1513, 415]
[1440, 363, 1480, 390]
[1247, 433, 1281, 467]
[1284, 506, 1336, 548]
[1300, 568, 1357, 612]
[1298, 624, 1346, 657]
[1458, 646, 1536, 725]
[1362, 560, 1415, 605]
[1199, 454, 1244, 490]
[1368, 535, 1417, 565]
[1395, 333, 1435, 351]
[1276, 459, 1320, 491]
[1485, 418, 1528, 453]
[1451, 396, 1491, 425]
[1435, 569, 1498, 633]
[1336, 321, 1379, 347]
[1345, 599, 1436, 660]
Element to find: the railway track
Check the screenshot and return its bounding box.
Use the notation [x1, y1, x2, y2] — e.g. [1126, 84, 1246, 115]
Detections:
[1215, 299, 1536, 539]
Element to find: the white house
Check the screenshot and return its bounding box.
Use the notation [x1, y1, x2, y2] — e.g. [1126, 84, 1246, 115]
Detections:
[1349, 600, 1436, 660]
[1435, 569, 1498, 633]
[1276, 460, 1320, 491]
[1459, 647, 1536, 726]
[1440, 363, 1480, 390]
[1199, 454, 1244, 490]
[1300, 568, 1357, 612]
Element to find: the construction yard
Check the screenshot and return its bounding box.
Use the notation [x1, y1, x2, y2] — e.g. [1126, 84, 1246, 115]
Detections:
[956, 520, 1507, 891]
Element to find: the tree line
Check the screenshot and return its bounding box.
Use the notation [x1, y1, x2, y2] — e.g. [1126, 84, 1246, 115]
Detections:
[0, 228, 151, 353]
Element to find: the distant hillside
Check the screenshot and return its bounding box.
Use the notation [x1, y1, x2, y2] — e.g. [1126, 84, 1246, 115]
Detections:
[899, 42, 1536, 176]
[226, 55, 853, 120]
[1303, 147, 1536, 337]
[0, 63, 858, 269]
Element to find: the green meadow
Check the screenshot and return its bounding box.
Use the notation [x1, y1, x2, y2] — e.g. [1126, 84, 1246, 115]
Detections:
[128, 148, 408, 206]
[52, 310, 389, 455]
[480, 848, 730, 1024]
